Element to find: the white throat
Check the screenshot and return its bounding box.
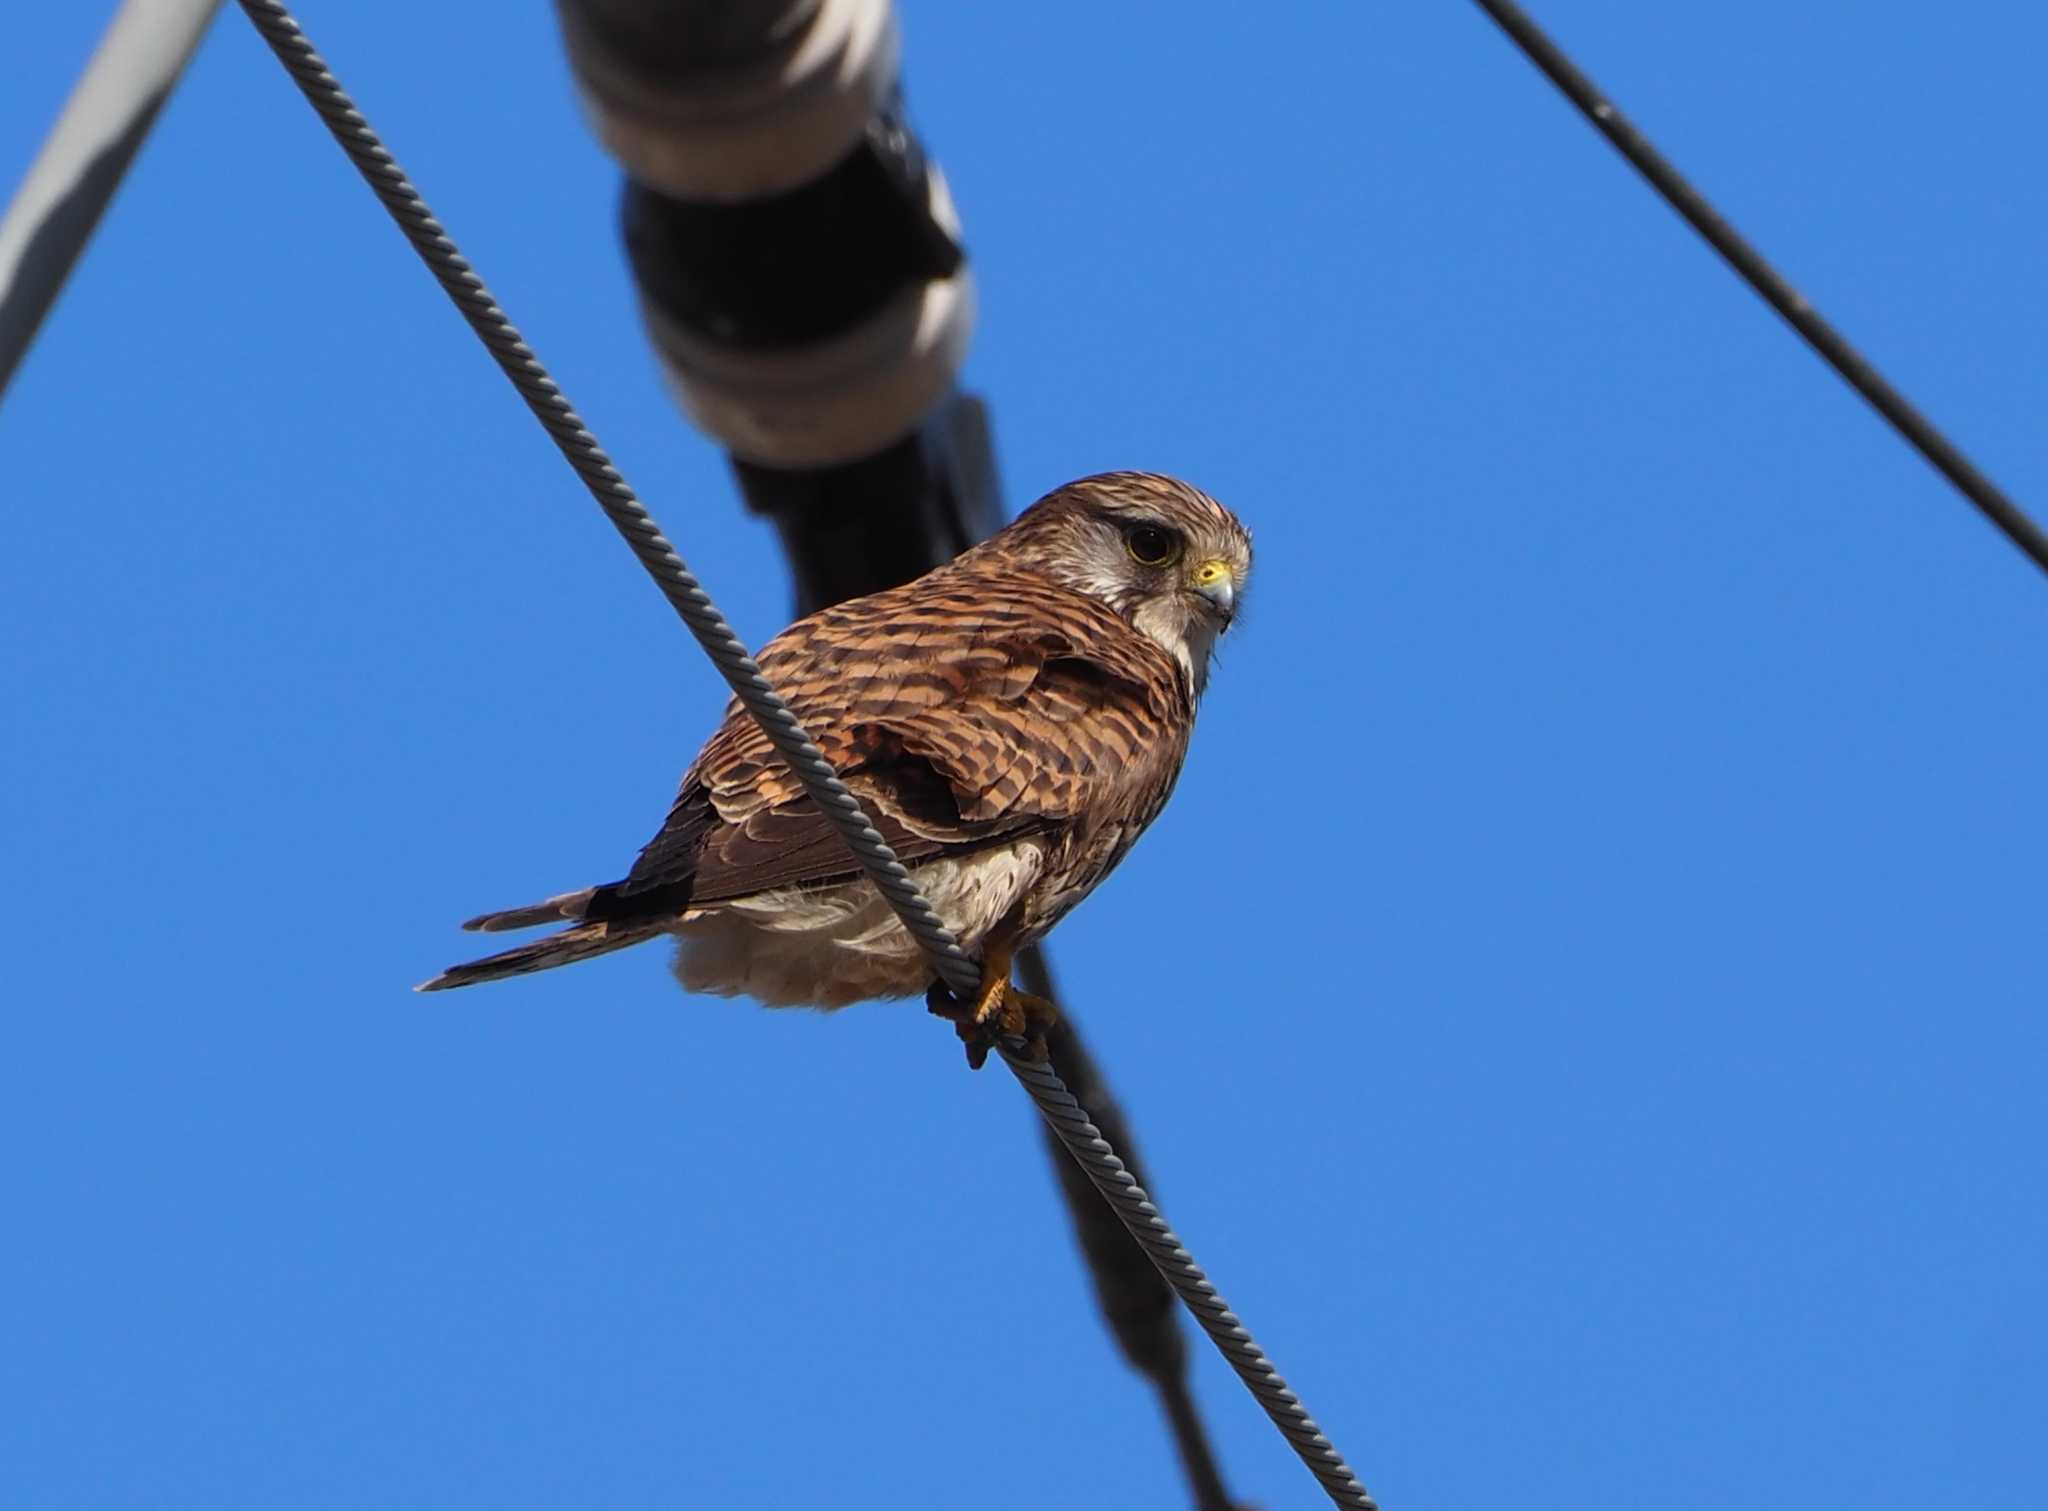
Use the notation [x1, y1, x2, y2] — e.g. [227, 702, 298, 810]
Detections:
[1131, 598, 1221, 697]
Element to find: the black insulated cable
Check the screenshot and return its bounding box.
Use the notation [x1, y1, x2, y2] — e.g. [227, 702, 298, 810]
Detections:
[1472, 0, 2048, 579]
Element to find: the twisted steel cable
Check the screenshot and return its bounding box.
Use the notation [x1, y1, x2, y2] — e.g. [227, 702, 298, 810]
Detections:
[233, 0, 977, 1001]
[235, 3, 1377, 1505]
[1002, 1050, 1377, 1507]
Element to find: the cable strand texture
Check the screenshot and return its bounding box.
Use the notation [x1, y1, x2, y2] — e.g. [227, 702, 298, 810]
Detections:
[234, 4, 1376, 1506]
[237, 0, 978, 1000]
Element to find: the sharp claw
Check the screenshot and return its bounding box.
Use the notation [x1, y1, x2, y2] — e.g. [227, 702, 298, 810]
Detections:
[926, 968, 1057, 1072]
[927, 979, 995, 1069]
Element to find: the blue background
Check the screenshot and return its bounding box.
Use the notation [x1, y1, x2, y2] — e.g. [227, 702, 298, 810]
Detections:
[4, 4, 2043, 1507]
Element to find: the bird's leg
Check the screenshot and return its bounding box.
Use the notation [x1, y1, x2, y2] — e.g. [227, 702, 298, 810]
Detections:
[924, 937, 1059, 1070]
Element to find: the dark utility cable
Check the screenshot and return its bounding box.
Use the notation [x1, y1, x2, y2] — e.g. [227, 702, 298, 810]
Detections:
[1472, 0, 2048, 578]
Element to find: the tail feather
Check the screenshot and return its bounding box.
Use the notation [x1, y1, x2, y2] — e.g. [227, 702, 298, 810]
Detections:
[461, 886, 598, 933]
[417, 918, 666, 992]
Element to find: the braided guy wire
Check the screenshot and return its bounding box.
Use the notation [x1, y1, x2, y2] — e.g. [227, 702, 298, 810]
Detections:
[235, 4, 1377, 1505]
[237, 0, 980, 1001]
[1002, 1049, 1379, 1507]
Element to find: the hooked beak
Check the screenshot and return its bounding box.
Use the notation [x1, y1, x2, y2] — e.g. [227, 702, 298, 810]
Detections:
[1191, 558, 1236, 620]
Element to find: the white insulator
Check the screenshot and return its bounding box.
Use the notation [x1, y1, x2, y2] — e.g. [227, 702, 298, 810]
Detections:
[562, 0, 901, 202]
[639, 169, 973, 467]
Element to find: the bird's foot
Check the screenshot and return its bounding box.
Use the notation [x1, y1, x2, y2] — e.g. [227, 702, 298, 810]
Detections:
[926, 974, 1059, 1070]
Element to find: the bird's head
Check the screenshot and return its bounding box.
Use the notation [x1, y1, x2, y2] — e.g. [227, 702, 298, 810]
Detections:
[976, 472, 1252, 696]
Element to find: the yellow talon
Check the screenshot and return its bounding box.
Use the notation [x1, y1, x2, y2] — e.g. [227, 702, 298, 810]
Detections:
[970, 954, 1011, 1030]
[926, 940, 1060, 1069]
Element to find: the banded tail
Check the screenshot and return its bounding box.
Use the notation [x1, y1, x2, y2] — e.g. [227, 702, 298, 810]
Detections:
[416, 887, 666, 992]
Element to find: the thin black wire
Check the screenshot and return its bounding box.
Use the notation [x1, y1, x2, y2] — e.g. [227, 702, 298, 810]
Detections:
[1471, 0, 2048, 579]
[233, 3, 1377, 1505]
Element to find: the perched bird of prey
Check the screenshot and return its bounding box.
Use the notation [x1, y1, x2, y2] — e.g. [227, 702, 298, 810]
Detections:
[420, 472, 1250, 1064]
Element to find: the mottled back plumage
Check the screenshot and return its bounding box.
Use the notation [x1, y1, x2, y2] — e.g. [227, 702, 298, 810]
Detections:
[421, 472, 1251, 1006]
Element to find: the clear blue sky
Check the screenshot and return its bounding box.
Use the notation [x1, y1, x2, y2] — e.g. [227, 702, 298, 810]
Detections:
[4, 4, 2043, 1508]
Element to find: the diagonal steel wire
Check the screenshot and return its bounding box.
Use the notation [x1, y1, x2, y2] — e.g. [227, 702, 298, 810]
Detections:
[234, 0, 977, 998]
[234, 3, 1377, 1505]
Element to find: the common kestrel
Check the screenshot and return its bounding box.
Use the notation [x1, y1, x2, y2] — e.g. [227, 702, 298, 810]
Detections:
[420, 471, 1251, 1064]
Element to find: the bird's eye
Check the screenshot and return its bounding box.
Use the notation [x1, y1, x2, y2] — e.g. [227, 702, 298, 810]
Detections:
[1124, 523, 1181, 567]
